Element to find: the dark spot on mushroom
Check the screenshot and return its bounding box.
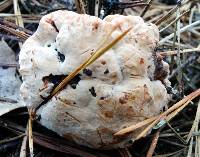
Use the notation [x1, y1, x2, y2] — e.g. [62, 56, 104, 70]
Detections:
[89, 87, 96, 97]
[119, 97, 127, 104]
[100, 96, 105, 100]
[57, 51, 65, 62]
[47, 44, 51, 47]
[101, 60, 106, 65]
[69, 74, 81, 89]
[83, 68, 92, 76]
[104, 68, 109, 74]
[140, 58, 144, 64]
[154, 55, 168, 82]
[92, 22, 99, 31]
[42, 74, 81, 90]
[51, 20, 59, 32]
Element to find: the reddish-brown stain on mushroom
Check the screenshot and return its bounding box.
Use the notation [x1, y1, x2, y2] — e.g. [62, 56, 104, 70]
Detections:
[119, 97, 127, 104]
[140, 58, 144, 64]
[103, 111, 113, 118]
[92, 21, 99, 31]
[101, 60, 106, 65]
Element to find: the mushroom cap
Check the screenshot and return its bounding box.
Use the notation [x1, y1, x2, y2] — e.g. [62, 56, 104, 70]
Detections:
[19, 10, 170, 149]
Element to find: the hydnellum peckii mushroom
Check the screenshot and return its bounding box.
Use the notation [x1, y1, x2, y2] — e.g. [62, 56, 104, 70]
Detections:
[19, 10, 171, 149]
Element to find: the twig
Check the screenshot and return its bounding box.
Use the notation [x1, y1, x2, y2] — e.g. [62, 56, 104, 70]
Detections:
[146, 129, 161, 157]
[0, 62, 19, 67]
[28, 108, 34, 157]
[140, 0, 153, 17]
[169, 55, 197, 79]
[20, 123, 28, 157]
[165, 121, 187, 144]
[0, 133, 25, 144]
[118, 148, 132, 157]
[159, 20, 200, 45]
[0, 17, 33, 35]
[114, 116, 158, 136]
[159, 139, 187, 148]
[155, 5, 179, 26]
[159, 10, 189, 32]
[187, 136, 193, 157]
[0, 0, 13, 12]
[0, 23, 29, 40]
[135, 89, 200, 140]
[176, 6, 183, 95]
[0, 97, 18, 103]
[94, 0, 100, 17]
[159, 47, 200, 56]
[154, 148, 186, 157]
[116, 89, 200, 137]
[75, 0, 86, 14]
[186, 100, 200, 142]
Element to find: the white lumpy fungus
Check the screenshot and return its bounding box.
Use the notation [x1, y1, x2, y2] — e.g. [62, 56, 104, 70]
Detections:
[19, 10, 171, 149]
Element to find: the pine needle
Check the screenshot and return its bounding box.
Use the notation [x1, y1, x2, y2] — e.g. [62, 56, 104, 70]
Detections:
[114, 89, 200, 138]
[136, 88, 200, 140]
[51, 27, 132, 97]
[114, 115, 159, 136]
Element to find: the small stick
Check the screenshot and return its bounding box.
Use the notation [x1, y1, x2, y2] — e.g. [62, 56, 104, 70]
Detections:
[136, 88, 200, 140]
[176, 6, 183, 95]
[114, 116, 158, 136]
[0, 97, 18, 103]
[75, 0, 86, 14]
[0, 133, 25, 144]
[159, 48, 200, 56]
[94, 0, 100, 17]
[146, 129, 161, 157]
[159, 10, 189, 32]
[140, 0, 154, 17]
[28, 108, 34, 157]
[20, 123, 28, 157]
[187, 136, 193, 157]
[0, 24, 29, 40]
[115, 89, 200, 137]
[166, 121, 187, 144]
[155, 5, 179, 26]
[186, 100, 200, 142]
[159, 20, 200, 45]
[0, 17, 33, 35]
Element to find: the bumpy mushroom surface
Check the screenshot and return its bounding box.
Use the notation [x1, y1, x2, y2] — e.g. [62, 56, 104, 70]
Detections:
[19, 10, 170, 149]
